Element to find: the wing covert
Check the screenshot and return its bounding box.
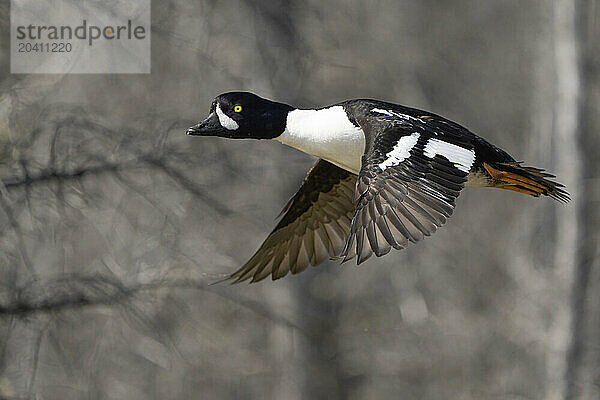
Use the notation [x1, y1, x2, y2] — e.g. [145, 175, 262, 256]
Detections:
[341, 111, 474, 264]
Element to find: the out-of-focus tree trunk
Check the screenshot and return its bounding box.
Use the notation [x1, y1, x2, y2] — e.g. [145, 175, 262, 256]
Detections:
[566, 0, 600, 399]
[549, 0, 583, 399]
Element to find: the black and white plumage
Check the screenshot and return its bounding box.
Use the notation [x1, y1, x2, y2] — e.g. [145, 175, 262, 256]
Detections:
[187, 92, 569, 283]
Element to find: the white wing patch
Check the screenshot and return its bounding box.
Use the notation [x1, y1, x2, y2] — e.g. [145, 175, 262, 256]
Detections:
[216, 104, 239, 130]
[423, 138, 475, 172]
[379, 132, 420, 170]
[371, 108, 426, 124]
[371, 108, 395, 117]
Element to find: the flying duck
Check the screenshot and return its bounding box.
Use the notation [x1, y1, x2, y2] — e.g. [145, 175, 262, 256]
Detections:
[187, 92, 569, 283]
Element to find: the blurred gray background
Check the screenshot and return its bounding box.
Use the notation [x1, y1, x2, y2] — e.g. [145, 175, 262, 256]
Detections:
[1, 0, 599, 399]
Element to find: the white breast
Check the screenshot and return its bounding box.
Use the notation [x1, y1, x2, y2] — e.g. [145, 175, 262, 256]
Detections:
[275, 106, 365, 174]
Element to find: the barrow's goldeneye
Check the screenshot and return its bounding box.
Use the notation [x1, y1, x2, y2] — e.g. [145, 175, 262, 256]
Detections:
[187, 92, 569, 283]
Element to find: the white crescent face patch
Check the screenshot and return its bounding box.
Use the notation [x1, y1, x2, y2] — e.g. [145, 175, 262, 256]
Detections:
[216, 104, 239, 130]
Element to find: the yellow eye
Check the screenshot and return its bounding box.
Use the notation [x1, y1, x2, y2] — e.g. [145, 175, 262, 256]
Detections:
[234, 105, 242, 113]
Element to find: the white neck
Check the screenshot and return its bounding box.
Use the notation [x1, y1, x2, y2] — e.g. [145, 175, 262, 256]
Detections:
[275, 106, 365, 174]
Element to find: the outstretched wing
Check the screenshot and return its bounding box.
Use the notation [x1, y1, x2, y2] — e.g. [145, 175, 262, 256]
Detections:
[230, 159, 357, 283]
[341, 108, 476, 264]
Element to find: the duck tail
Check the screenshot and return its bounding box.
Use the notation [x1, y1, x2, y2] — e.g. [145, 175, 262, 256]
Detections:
[483, 162, 570, 203]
